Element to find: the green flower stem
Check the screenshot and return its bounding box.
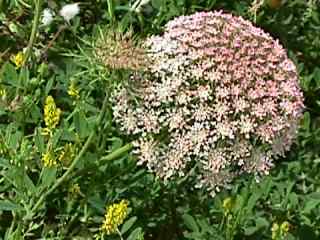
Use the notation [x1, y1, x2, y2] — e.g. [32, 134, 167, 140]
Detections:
[116, 227, 124, 240]
[7, 213, 17, 237]
[24, 0, 42, 65]
[31, 95, 109, 213]
[107, 0, 115, 23]
[31, 133, 94, 213]
[99, 143, 133, 164]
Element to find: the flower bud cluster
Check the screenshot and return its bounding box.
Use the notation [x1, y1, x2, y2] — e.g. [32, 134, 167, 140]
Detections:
[112, 11, 304, 196]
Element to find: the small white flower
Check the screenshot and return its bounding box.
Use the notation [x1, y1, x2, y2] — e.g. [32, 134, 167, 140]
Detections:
[59, 3, 80, 23]
[41, 8, 55, 26]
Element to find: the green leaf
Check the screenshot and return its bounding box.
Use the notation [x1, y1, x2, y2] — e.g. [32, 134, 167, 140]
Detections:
[0, 200, 23, 211]
[34, 128, 45, 153]
[307, 192, 320, 199]
[182, 214, 199, 233]
[45, 77, 55, 95]
[127, 227, 143, 240]
[314, 67, 320, 89]
[51, 129, 62, 148]
[19, 67, 29, 88]
[244, 217, 268, 235]
[244, 226, 259, 236]
[23, 172, 36, 195]
[302, 199, 320, 214]
[246, 193, 260, 214]
[29, 105, 41, 122]
[39, 167, 57, 190]
[5, 125, 22, 150]
[303, 112, 311, 131]
[121, 216, 137, 234]
[73, 110, 89, 138]
[300, 75, 313, 91]
[152, 0, 163, 9]
[110, 137, 123, 150]
[1, 62, 19, 87]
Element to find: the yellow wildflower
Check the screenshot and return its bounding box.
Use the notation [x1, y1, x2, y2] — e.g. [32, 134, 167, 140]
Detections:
[11, 52, 24, 68]
[69, 183, 81, 196]
[68, 81, 80, 99]
[58, 143, 76, 166]
[44, 96, 61, 130]
[280, 221, 290, 234]
[222, 197, 233, 215]
[271, 222, 279, 240]
[0, 87, 6, 98]
[42, 151, 57, 167]
[101, 200, 129, 235]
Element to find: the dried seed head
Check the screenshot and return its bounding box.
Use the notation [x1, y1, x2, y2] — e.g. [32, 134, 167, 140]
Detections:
[95, 30, 149, 71]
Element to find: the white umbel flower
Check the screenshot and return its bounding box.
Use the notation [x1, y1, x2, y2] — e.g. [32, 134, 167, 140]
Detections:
[59, 3, 80, 23]
[41, 8, 54, 26]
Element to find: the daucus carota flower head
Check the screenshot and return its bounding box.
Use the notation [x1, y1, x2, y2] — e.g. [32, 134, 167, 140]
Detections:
[101, 200, 129, 235]
[44, 96, 61, 130]
[112, 11, 304, 196]
[59, 3, 80, 23]
[41, 8, 55, 26]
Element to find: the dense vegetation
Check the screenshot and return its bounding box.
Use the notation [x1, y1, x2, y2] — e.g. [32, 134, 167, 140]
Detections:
[0, 0, 320, 239]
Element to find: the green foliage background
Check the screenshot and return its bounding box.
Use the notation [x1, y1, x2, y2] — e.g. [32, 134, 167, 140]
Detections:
[0, 0, 320, 239]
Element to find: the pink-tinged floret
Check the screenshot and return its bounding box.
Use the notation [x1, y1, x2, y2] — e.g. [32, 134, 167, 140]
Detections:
[112, 11, 304, 196]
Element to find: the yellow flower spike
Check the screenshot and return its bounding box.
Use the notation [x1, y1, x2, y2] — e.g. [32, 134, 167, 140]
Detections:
[68, 81, 80, 99]
[271, 222, 279, 240]
[42, 151, 57, 167]
[41, 127, 51, 136]
[44, 96, 61, 130]
[11, 52, 25, 68]
[222, 197, 233, 215]
[280, 221, 290, 234]
[58, 143, 76, 166]
[69, 183, 81, 196]
[101, 200, 129, 235]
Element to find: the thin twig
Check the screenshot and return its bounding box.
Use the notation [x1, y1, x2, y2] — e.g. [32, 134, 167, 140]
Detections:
[42, 25, 68, 58]
[0, 47, 11, 60]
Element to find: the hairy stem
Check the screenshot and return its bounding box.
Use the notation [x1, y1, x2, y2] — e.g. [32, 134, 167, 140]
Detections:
[99, 143, 133, 164]
[24, 0, 42, 65]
